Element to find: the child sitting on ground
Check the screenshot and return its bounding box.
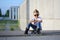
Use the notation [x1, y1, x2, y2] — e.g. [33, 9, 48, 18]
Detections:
[24, 9, 42, 34]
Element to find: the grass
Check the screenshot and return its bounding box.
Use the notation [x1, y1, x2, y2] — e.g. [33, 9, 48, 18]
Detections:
[0, 20, 20, 31]
[0, 25, 6, 31]
[0, 20, 18, 24]
[10, 24, 19, 31]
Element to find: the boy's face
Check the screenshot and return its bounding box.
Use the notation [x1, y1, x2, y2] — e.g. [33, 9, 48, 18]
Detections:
[33, 13, 39, 18]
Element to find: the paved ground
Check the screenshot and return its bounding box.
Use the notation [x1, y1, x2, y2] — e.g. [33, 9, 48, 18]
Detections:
[0, 35, 60, 40]
[0, 30, 60, 37]
[0, 30, 60, 40]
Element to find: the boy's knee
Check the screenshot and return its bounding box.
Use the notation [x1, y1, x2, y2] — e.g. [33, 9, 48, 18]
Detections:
[37, 22, 41, 24]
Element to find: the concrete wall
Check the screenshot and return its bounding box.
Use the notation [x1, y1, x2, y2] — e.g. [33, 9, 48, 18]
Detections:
[19, 0, 27, 31]
[19, 0, 60, 30]
[29, 0, 54, 30]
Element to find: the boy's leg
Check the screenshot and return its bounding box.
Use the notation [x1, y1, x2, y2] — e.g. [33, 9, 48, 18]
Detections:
[24, 28, 29, 34]
[24, 23, 37, 34]
[36, 22, 42, 34]
[31, 24, 37, 34]
[24, 23, 31, 34]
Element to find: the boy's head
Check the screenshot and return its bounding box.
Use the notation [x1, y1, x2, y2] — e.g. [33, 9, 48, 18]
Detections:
[33, 9, 39, 17]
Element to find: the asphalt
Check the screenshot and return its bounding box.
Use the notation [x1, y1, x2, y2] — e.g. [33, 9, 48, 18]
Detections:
[0, 30, 60, 37]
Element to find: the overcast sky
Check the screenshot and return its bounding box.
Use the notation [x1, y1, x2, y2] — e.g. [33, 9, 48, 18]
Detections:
[0, 0, 24, 15]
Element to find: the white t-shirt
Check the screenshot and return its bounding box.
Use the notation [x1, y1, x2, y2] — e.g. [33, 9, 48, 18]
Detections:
[31, 17, 42, 24]
[32, 17, 42, 21]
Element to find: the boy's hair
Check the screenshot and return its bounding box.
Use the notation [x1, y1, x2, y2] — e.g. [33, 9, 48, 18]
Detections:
[33, 9, 39, 16]
[33, 9, 39, 13]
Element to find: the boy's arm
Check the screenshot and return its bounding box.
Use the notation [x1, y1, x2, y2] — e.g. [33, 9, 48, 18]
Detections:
[29, 18, 35, 23]
[35, 19, 42, 22]
[30, 20, 35, 23]
[34, 18, 42, 22]
[30, 19, 42, 23]
[29, 18, 42, 23]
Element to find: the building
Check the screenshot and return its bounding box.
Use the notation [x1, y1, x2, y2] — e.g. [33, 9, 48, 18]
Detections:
[9, 6, 19, 20]
[0, 6, 19, 20]
[19, 0, 60, 30]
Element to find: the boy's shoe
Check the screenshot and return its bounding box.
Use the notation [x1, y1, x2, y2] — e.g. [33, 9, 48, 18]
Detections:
[37, 28, 41, 34]
[24, 28, 29, 34]
[31, 30, 37, 34]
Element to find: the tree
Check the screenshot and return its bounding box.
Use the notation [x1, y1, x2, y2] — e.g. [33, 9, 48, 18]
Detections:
[0, 9, 2, 17]
[5, 10, 9, 17]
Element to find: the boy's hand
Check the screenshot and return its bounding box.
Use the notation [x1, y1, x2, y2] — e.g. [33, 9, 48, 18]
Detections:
[30, 19, 42, 23]
[34, 20, 38, 22]
[34, 19, 42, 22]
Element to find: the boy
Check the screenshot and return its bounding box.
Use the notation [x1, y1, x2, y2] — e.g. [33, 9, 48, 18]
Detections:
[24, 9, 42, 34]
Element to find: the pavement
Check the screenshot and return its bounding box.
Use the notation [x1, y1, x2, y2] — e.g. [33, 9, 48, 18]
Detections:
[0, 30, 60, 37]
[0, 30, 60, 40]
[0, 35, 60, 40]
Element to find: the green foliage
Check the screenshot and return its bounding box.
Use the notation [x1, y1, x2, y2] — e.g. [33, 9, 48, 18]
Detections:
[5, 10, 9, 17]
[0, 20, 19, 31]
[10, 27, 14, 31]
[0, 9, 2, 17]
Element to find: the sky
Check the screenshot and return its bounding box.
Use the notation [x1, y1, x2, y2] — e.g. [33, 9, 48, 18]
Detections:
[0, 0, 24, 15]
